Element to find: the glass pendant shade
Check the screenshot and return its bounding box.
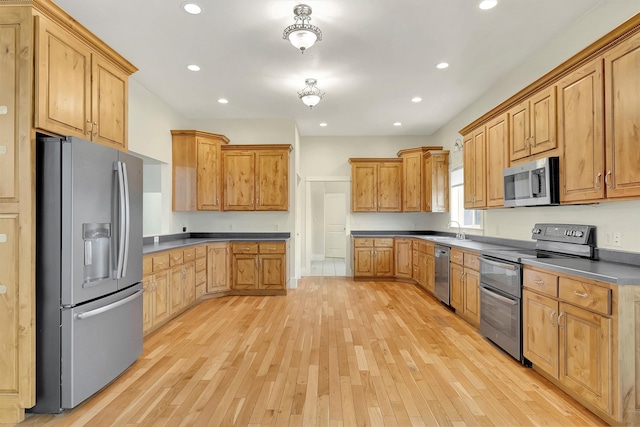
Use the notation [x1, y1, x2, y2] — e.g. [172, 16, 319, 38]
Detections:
[287, 29, 318, 52]
[298, 78, 325, 109]
[301, 94, 321, 107]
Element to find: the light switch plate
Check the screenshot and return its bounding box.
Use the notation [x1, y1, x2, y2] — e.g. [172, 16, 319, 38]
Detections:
[0, 106, 7, 115]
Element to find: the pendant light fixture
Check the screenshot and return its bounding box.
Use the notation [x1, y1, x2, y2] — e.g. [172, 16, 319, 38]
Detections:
[283, 4, 322, 53]
[298, 78, 325, 108]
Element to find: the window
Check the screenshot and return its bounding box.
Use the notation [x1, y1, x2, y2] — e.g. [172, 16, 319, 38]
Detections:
[450, 168, 482, 228]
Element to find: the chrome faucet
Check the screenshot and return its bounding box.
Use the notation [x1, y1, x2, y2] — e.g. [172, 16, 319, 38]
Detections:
[448, 220, 465, 240]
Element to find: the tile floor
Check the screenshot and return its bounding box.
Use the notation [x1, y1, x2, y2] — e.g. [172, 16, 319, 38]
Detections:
[310, 257, 347, 276]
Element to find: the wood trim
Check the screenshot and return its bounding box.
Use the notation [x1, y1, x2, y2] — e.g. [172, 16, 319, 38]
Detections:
[170, 129, 230, 144]
[348, 158, 403, 163]
[221, 144, 292, 152]
[459, 12, 640, 135]
[396, 146, 443, 157]
[27, 0, 138, 74]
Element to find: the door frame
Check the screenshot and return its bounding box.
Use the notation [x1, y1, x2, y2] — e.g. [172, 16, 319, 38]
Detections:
[305, 176, 350, 276]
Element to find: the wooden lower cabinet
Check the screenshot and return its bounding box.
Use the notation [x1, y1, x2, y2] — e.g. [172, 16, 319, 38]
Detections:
[395, 238, 413, 279]
[353, 238, 394, 278]
[449, 249, 480, 328]
[231, 241, 287, 292]
[207, 243, 230, 293]
[522, 265, 624, 424]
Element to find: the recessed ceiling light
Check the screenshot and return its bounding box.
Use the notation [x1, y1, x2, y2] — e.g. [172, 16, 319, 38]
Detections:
[218, 98, 229, 104]
[478, 0, 498, 10]
[187, 64, 200, 71]
[411, 97, 422, 103]
[436, 62, 449, 69]
[319, 122, 327, 127]
[182, 2, 202, 14]
[393, 122, 402, 127]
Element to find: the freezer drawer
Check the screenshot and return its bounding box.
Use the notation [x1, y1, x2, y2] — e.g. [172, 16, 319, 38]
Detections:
[61, 283, 143, 409]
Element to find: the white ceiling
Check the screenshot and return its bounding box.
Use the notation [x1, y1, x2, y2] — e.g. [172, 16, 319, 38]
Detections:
[54, 0, 607, 136]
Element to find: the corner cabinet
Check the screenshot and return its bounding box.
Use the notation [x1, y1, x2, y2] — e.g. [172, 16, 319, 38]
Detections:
[171, 130, 230, 211]
[0, 1, 136, 422]
[423, 150, 450, 212]
[396, 146, 443, 212]
[349, 159, 402, 212]
[34, 14, 136, 150]
[222, 145, 291, 211]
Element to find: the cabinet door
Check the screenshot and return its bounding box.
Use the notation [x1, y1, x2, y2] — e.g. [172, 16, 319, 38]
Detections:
[170, 265, 184, 313]
[604, 34, 640, 199]
[394, 239, 412, 279]
[402, 152, 422, 212]
[256, 150, 289, 211]
[430, 153, 449, 212]
[232, 254, 259, 289]
[35, 17, 91, 138]
[351, 163, 377, 212]
[523, 290, 558, 377]
[142, 274, 154, 332]
[182, 261, 195, 306]
[207, 245, 229, 293]
[418, 252, 428, 290]
[425, 255, 435, 294]
[558, 60, 605, 203]
[153, 270, 171, 325]
[423, 156, 433, 212]
[223, 150, 255, 211]
[0, 17, 19, 200]
[463, 134, 475, 207]
[374, 247, 394, 277]
[377, 162, 402, 212]
[259, 254, 285, 289]
[559, 302, 612, 414]
[197, 137, 221, 210]
[485, 114, 508, 207]
[462, 268, 480, 327]
[449, 263, 464, 310]
[529, 86, 557, 156]
[91, 55, 127, 148]
[508, 101, 530, 162]
[471, 129, 486, 208]
[353, 247, 374, 277]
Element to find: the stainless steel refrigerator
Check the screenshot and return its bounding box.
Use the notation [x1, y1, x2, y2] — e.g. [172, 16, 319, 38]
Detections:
[31, 136, 144, 413]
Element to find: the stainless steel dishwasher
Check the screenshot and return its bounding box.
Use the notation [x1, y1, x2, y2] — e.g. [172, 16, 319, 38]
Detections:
[434, 245, 450, 304]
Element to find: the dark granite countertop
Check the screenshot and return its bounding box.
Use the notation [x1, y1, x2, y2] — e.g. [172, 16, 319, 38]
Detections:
[522, 258, 640, 285]
[143, 232, 290, 255]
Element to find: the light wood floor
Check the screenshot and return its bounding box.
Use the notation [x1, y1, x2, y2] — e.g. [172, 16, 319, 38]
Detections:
[11, 277, 608, 426]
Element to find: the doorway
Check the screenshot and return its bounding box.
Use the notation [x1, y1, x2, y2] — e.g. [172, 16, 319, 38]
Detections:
[305, 178, 350, 276]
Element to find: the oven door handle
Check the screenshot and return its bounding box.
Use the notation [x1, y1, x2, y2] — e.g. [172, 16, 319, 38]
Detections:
[481, 287, 518, 306]
[480, 257, 517, 271]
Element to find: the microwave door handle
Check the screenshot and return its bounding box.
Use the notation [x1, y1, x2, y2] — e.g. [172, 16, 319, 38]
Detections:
[115, 161, 126, 279]
[531, 172, 540, 197]
[121, 162, 130, 278]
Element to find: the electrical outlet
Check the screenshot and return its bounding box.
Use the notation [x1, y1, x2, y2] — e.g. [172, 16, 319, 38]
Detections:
[153, 236, 159, 243]
[613, 232, 621, 247]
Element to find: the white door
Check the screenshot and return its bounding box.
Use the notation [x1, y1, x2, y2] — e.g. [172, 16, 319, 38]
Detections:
[324, 193, 346, 258]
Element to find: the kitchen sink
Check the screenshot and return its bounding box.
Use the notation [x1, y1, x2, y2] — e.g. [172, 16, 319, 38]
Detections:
[425, 236, 464, 242]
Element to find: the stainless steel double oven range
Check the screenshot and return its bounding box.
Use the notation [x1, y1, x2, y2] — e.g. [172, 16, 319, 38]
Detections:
[478, 223, 596, 363]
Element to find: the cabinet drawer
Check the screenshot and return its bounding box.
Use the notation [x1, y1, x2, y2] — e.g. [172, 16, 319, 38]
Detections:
[463, 252, 480, 270]
[424, 242, 435, 256]
[374, 238, 394, 247]
[559, 277, 611, 315]
[450, 249, 464, 265]
[195, 257, 207, 272]
[169, 250, 184, 266]
[232, 242, 259, 254]
[195, 245, 207, 258]
[195, 269, 207, 286]
[354, 238, 374, 248]
[143, 257, 153, 275]
[183, 248, 196, 262]
[152, 253, 170, 272]
[259, 242, 285, 254]
[523, 268, 558, 297]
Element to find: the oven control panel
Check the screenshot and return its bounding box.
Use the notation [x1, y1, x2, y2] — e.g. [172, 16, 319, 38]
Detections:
[531, 223, 595, 245]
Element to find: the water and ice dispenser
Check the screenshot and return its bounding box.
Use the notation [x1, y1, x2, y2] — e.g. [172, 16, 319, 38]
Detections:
[82, 223, 111, 284]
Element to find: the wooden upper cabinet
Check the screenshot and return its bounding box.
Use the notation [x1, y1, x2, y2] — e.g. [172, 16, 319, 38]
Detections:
[558, 60, 605, 204]
[400, 149, 422, 212]
[34, 16, 136, 150]
[508, 85, 557, 164]
[604, 32, 640, 200]
[423, 150, 449, 212]
[171, 130, 230, 211]
[222, 145, 291, 211]
[485, 114, 509, 207]
[349, 159, 402, 212]
[463, 128, 486, 209]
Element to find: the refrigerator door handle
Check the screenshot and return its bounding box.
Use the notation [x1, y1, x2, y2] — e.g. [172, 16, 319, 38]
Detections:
[122, 162, 130, 278]
[115, 161, 126, 279]
[75, 289, 143, 320]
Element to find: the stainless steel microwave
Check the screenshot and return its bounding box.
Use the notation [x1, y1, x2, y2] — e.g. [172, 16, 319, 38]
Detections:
[503, 157, 559, 207]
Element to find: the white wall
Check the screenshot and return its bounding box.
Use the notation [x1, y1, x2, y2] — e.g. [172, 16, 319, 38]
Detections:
[428, 2, 640, 253]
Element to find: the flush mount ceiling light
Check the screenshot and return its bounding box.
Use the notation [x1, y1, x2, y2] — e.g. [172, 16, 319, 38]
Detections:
[478, 0, 498, 10]
[298, 78, 325, 108]
[283, 4, 322, 53]
[182, 2, 202, 14]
